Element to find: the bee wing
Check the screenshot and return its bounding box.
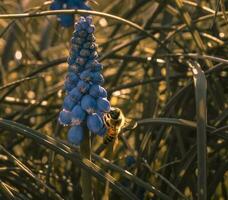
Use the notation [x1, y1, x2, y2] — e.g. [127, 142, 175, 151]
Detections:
[123, 118, 137, 131]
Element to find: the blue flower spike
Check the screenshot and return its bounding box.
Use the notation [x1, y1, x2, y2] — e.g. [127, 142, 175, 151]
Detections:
[59, 16, 110, 145]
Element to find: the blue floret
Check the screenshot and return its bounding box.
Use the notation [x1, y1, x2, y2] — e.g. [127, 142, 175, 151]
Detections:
[97, 97, 110, 112]
[69, 87, 83, 102]
[81, 95, 97, 114]
[80, 70, 92, 82]
[68, 125, 84, 145]
[77, 80, 90, 93]
[63, 95, 77, 111]
[59, 109, 72, 125]
[87, 113, 104, 133]
[71, 104, 86, 125]
[89, 85, 107, 98]
[91, 72, 104, 85]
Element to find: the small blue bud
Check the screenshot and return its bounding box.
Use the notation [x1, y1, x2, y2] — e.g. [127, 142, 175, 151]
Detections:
[89, 51, 98, 60]
[89, 44, 97, 51]
[71, 44, 80, 52]
[68, 64, 81, 74]
[92, 63, 103, 72]
[87, 34, 95, 42]
[81, 21, 89, 30]
[64, 80, 77, 92]
[68, 126, 83, 145]
[66, 72, 79, 84]
[59, 109, 72, 125]
[71, 105, 86, 125]
[81, 95, 97, 114]
[63, 95, 76, 111]
[85, 60, 102, 71]
[69, 88, 83, 102]
[79, 17, 86, 23]
[87, 113, 103, 133]
[84, 60, 94, 69]
[77, 80, 90, 93]
[80, 70, 92, 82]
[87, 25, 95, 33]
[72, 37, 85, 45]
[82, 42, 91, 49]
[89, 85, 107, 98]
[76, 57, 86, 66]
[97, 97, 110, 112]
[125, 156, 136, 167]
[80, 49, 90, 57]
[78, 30, 87, 38]
[69, 51, 78, 60]
[67, 56, 76, 65]
[91, 72, 104, 85]
[86, 16, 93, 24]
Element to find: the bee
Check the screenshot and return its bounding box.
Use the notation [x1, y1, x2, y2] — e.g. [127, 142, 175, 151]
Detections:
[103, 107, 137, 148]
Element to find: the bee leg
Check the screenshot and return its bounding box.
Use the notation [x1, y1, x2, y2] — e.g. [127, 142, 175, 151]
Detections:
[113, 137, 119, 152]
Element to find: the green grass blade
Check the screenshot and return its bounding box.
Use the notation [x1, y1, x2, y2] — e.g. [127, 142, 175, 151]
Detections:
[188, 61, 207, 200]
[0, 118, 139, 200]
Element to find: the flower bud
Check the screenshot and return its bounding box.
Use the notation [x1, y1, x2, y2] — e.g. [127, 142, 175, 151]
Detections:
[92, 72, 104, 85]
[89, 85, 107, 98]
[66, 72, 79, 84]
[68, 64, 82, 74]
[80, 49, 90, 57]
[59, 109, 72, 125]
[80, 70, 92, 82]
[97, 97, 110, 112]
[64, 80, 76, 92]
[81, 95, 97, 114]
[77, 80, 90, 93]
[63, 95, 77, 111]
[68, 126, 83, 145]
[69, 88, 83, 102]
[125, 156, 136, 167]
[71, 105, 86, 125]
[76, 57, 86, 66]
[87, 113, 103, 133]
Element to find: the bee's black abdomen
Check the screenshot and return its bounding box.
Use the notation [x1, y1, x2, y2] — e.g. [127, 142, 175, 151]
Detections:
[104, 135, 115, 144]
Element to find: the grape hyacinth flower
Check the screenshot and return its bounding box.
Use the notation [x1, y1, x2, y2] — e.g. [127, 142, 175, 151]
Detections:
[59, 16, 110, 145]
[50, 0, 91, 27]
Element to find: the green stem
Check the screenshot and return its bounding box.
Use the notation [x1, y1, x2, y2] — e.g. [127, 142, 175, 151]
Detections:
[80, 128, 93, 200]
